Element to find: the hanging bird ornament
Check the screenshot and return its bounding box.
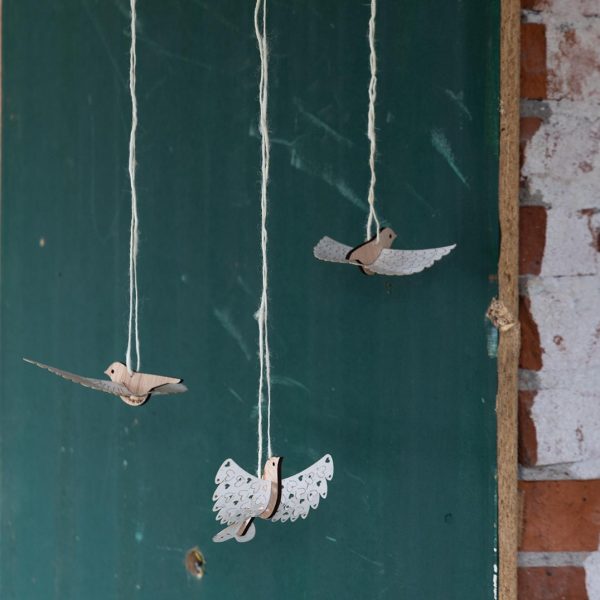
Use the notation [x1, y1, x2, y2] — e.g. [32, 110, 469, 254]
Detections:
[23, 0, 186, 404]
[212, 455, 334, 543]
[314, 227, 456, 276]
[23, 359, 187, 406]
[313, 0, 455, 276]
[212, 0, 334, 543]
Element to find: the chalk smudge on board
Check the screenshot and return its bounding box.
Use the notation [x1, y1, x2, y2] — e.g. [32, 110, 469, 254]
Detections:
[348, 548, 385, 573]
[444, 88, 473, 120]
[135, 524, 144, 543]
[249, 122, 376, 217]
[228, 387, 244, 404]
[404, 183, 438, 217]
[290, 151, 369, 212]
[294, 97, 355, 148]
[213, 307, 251, 361]
[271, 375, 309, 394]
[431, 129, 469, 188]
[236, 275, 254, 297]
[345, 470, 367, 485]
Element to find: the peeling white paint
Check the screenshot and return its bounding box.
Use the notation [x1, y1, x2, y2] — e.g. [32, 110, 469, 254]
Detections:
[532, 389, 600, 464]
[542, 208, 599, 277]
[522, 103, 600, 212]
[521, 104, 600, 468]
[519, 551, 590, 567]
[521, 458, 600, 480]
[586, 549, 600, 600]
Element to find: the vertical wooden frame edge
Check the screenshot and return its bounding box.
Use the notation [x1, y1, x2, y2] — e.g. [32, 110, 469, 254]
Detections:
[498, 0, 521, 599]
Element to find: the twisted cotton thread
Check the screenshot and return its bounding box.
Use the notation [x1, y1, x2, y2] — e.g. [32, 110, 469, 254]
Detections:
[365, 0, 381, 242]
[254, 0, 273, 476]
[125, 0, 141, 374]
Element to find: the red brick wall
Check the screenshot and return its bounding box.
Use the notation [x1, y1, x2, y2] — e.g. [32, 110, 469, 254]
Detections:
[518, 1, 600, 599]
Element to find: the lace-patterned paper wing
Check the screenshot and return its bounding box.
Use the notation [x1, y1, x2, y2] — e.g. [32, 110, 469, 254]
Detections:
[313, 237, 353, 264]
[272, 454, 334, 523]
[369, 244, 456, 276]
[23, 359, 131, 396]
[212, 459, 271, 525]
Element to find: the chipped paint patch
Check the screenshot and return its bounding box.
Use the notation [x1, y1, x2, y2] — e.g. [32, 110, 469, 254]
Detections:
[485, 320, 499, 358]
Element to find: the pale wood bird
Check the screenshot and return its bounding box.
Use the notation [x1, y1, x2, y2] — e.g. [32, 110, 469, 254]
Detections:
[24, 358, 187, 406]
[212, 454, 334, 543]
[314, 227, 456, 276]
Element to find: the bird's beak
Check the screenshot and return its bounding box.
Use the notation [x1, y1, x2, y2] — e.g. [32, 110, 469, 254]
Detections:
[103, 369, 110, 376]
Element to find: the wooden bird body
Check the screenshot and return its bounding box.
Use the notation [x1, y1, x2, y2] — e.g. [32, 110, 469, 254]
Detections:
[235, 456, 283, 540]
[314, 227, 456, 276]
[346, 226, 397, 275]
[104, 361, 183, 406]
[24, 358, 187, 406]
[212, 454, 334, 543]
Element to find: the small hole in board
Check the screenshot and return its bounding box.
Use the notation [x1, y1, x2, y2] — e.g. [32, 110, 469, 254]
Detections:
[185, 547, 206, 580]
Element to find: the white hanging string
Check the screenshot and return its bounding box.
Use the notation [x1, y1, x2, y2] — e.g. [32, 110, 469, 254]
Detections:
[125, 0, 141, 374]
[254, 0, 273, 476]
[365, 0, 381, 242]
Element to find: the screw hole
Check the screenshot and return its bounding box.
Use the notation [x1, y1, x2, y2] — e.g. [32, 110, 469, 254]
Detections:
[185, 547, 206, 580]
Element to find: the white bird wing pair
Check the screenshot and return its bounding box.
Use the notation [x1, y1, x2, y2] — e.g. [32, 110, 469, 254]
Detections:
[212, 454, 334, 542]
[23, 359, 187, 396]
[313, 237, 456, 276]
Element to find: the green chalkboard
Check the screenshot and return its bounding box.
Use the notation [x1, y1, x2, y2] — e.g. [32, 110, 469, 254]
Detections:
[1, 1, 499, 598]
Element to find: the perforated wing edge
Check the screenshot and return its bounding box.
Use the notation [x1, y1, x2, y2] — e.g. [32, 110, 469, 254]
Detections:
[369, 244, 456, 276]
[313, 237, 353, 264]
[272, 454, 334, 523]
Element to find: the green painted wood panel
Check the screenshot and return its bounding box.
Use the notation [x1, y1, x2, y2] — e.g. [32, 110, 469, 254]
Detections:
[1, 1, 499, 598]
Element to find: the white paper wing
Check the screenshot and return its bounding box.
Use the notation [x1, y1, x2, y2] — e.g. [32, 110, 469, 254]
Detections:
[369, 244, 456, 276]
[150, 382, 188, 395]
[213, 521, 257, 543]
[313, 237, 352, 264]
[272, 454, 334, 523]
[23, 359, 131, 397]
[212, 459, 271, 525]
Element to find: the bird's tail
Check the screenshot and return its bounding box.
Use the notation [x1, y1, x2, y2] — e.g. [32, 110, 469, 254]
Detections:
[212, 521, 256, 543]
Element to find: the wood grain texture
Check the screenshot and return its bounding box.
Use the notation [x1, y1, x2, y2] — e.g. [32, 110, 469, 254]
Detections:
[498, 0, 521, 599]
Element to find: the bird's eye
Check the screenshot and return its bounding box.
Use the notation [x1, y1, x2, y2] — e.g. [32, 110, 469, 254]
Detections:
[389, 233, 392, 239]
[111, 369, 115, 374]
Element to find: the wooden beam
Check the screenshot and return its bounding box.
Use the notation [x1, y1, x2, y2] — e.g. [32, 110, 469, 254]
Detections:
[498, 0, 521, 599]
